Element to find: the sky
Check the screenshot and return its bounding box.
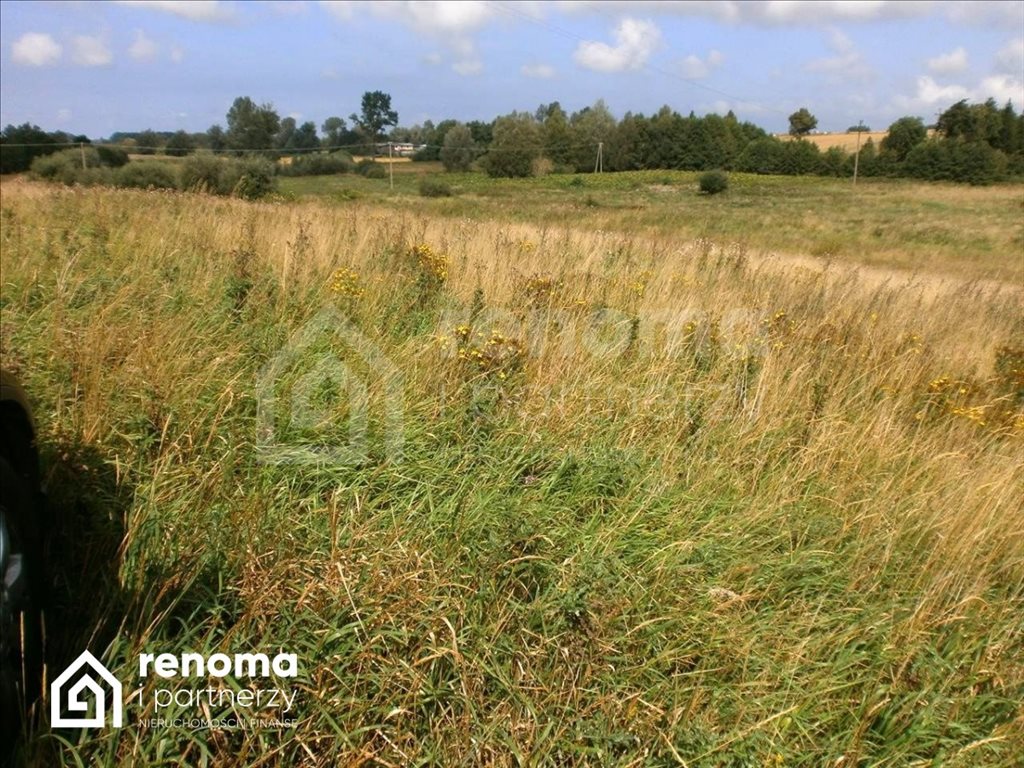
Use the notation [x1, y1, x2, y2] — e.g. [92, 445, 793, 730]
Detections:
[1, 0, 1022, 139]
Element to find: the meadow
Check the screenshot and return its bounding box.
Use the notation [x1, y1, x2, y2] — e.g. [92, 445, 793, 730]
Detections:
[1, 171, 1022, 766]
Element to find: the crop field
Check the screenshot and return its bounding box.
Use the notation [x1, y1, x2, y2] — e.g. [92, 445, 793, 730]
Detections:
[1, 173, 1023, 766]
[774, 133, 891, 153]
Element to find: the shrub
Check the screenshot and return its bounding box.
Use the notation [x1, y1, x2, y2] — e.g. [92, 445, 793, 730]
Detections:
[115, 162, 179, 190]
[31, 150, 90, 184]
[419, 176, 452, 197]
[96, 146, 130, 168]
[698, 170, 729, 195]
[231, 157, 277, 199]
[356, 159, 386, 179]
[181, 153, 230, 194]
[278, 151, 355, 177]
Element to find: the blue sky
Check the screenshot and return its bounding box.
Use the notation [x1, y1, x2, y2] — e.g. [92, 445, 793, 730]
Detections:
[2, 1, 1022, 138]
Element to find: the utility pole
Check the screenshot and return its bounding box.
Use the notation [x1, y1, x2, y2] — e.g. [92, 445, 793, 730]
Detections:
[388, 141, 394, 190]
[852, 120, 864, 187]
[594, 141, 603, 174]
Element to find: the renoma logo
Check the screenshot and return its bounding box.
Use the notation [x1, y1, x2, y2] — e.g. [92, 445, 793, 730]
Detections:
[49, 650, 299, 731]
[51, 650, 123, 729]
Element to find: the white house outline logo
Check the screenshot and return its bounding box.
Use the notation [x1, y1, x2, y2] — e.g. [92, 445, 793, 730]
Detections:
[51, 650, 123, 728]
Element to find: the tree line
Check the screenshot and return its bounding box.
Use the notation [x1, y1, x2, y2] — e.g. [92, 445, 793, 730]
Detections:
[3, 92, 1022, 185]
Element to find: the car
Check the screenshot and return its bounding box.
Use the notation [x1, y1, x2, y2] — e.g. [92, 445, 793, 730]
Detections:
[0, 370, 46, 762]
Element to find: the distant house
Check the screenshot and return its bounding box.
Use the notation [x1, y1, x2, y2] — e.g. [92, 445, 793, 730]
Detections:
[374, 142, 422, 157]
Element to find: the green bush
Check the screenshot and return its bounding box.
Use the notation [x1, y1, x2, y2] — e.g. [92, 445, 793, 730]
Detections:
[698, 170, 729, 195]
[278, 151, 355, 177]
[231, 157, 277, 199]
[418, 176, 452, 197]
[356, 159, 386, 179]
[31, 150, 91, 184]
[115, 162, 179, 190]
[96, 146, 130, 168]
[180, 153, 230, 194]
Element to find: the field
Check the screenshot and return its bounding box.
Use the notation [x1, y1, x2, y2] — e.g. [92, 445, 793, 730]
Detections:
[775, 132, 891, 152]
[1, 172, 1023, 766]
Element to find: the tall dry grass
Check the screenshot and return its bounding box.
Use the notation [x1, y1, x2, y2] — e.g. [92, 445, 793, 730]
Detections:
[1, 179, 1022, 766]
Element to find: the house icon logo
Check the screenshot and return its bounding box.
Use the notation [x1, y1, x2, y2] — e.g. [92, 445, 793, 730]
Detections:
[255, 305, 404, 466]
[51, 650, 123, 729]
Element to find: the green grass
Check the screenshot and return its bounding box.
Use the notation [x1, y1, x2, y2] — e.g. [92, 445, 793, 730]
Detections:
[1, 180, 1022, 766]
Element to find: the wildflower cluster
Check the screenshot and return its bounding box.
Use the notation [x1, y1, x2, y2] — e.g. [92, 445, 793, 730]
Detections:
[918, 367, 1023, 435]
[329, 267, 365, 299]
[519, 273, 563, 307]
[455, 324, 526, 380]
[409, 243, 450, 284]
[629, 270, 652, 298]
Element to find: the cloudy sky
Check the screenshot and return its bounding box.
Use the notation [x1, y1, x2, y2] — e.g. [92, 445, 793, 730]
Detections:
[2, 0, 1022, 139]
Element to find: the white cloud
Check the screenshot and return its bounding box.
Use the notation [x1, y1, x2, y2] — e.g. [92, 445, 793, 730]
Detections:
[114, 1, 234, 22]
[927, 47, 968, 75]
[574, 18, 662, 73]
[56, 108, 72, 123]
[11, 32, 62, 67]
[995, 38, 1024, 76]
[680, 49, 723, 79]
[521, 62, 556, 78]
[558, 1, 928, 25]
[944, 1, 1024, 26]
[381, 1, 494, 33]
[322, 2, 497, 79]
[170, 45, 184, 63]
[805, 27, 872, 81]
[423, 52, 443, 66]
[894, 73, 1024, 112]
[891, 75, 969, 112]
[976, 75, 1024, 106]
[128, 30, 159, 62]
[453, 58, 483, 76]
[72, 35, 113, 67]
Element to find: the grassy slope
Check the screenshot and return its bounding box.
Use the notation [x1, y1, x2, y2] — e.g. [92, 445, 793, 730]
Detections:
[1, 178, 1022, 766]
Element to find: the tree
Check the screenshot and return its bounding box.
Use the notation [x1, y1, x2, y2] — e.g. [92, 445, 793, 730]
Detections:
[568, 99, 616, 172]
[291, 121, 319, 152]
[207, 124, 226, 152]
[136, 129, 160, 155]
[881, 116, 927, 162]
[440, 123, 475, 172]
[225, 96, 280, 154]
[276, 116, 297, 150]
[322, 117, 346, 148]
[349, 90, 398, 156]
[164, 129, 194, 157]
[847, 124, 871, 132]
[539, 102, 572, 168]
[788, 107, 818, 137]
[0, 123, 61, 173]
[483, 112, 540, 178]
